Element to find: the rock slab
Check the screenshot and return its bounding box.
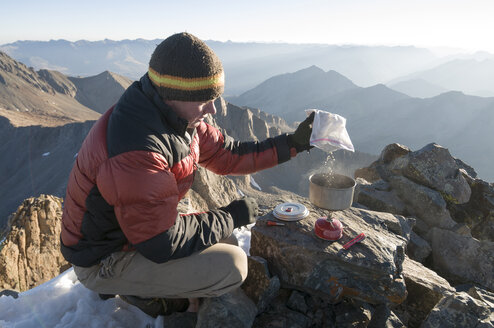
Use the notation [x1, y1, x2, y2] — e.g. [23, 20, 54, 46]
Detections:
[421, 291, 494, 328]
[431, 227, 494, 290]
[250, 201, 409, 306]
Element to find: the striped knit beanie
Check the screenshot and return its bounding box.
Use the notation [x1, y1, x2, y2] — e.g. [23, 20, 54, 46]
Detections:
[148, 32, 224, 102]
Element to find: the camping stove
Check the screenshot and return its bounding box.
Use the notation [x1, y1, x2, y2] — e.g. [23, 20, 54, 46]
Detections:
[314, 211, 344, 241]
[309, 173, 356, 241]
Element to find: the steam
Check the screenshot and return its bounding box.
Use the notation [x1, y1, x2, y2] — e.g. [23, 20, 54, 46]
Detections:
[297, 152, 357, 195]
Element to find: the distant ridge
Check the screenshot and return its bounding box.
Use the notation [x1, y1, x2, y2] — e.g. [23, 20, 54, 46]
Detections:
[0, 39, 153, 80]
[0, 51, 100, 126]
[388, 78, 448, 98]
[388, 58, 494, 97]
[0, 52, 132, 126]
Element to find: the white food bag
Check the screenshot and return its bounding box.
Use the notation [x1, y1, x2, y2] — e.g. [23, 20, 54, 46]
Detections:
[306, 109, 355, 153]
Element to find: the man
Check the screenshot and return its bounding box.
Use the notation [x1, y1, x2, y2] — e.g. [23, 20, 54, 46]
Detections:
[60, 32, 314, 317]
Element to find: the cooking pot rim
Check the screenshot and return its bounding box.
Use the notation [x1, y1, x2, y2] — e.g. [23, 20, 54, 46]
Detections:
[309, 172, 356, 190]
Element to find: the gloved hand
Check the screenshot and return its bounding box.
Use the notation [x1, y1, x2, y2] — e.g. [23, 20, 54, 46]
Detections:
[222, 197, 259, 228]
[287, 111, 315, 153]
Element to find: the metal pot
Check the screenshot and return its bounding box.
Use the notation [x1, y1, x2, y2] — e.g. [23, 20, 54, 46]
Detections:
[309, 173, 356, 210]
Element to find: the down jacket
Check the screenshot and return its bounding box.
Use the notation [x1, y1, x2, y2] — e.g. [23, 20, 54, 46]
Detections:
[60, 74, 294, 267]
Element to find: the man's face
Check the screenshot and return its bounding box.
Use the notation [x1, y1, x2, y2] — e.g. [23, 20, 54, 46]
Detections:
[165, 99, 217, 129]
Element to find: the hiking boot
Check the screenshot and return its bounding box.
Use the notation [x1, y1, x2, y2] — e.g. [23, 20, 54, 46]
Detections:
[119, 295, 189, 318]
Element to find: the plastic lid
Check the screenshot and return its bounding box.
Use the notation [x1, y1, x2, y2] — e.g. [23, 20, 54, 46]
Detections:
[273, 202, 309, 221]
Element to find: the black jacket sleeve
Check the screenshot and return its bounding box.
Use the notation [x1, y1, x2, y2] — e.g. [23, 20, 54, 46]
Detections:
[134, 209, 235, 263]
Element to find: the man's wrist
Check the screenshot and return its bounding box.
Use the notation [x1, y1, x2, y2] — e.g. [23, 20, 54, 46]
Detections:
[287, 134, 308, 153]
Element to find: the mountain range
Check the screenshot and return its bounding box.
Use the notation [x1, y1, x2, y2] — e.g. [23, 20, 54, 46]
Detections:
[0, 39, 445, 96]
[229, 65, 494, 182]
[0, 52, 374, 228]
[4, 39, 494, 100]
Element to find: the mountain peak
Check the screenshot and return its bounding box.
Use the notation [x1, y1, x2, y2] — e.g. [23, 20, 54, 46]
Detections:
[301, 65, 325, 73]
[230, 66, 358, 122]
[67, 70, 133, 114]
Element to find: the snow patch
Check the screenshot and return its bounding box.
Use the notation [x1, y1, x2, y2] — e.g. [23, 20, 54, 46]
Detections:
[250, 176, 262, 191]
[232, 223, 254, 255]
[0, 230, 254, 327]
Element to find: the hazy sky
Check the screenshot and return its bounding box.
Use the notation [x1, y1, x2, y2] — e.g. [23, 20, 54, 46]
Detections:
[1, 0, 493, 53]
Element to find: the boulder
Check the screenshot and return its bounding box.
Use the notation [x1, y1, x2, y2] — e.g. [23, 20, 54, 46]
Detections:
[354, 162, 381, 182]
[253, 307, 312, 328]
[451, 223, 472, 237]
[252, 288, 314, 328]
[455, 158, 478, 180]
[389, 176, 457, 230]
[400, 257, 455, 327]
[410, 217, 432, 240]
[471, 212, 494, 242]
[196, 288, 257, 328]
[333, 298, 373, 327]
[399, 143, 471, 204]
[368, 304, 406, 328]
[431, 228, 494, 290]
[286, 290, 309, 314]
[379, 143, 411, 164]
[406, 231, 432, 263]
[241, 256, 280, 314]
[250, 201, 409, 306]
[0, 195, 69, 291]
[448, 178, 494, 242]
[467, 286, 494, 307]
[376, 213, 414, 242]
[356, 179, 407, 215]
[421, 292, 494, 327]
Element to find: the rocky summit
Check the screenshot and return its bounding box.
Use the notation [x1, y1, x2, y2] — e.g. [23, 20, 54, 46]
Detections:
[0, 195, 69, 291]
[1, 139, 493, 327]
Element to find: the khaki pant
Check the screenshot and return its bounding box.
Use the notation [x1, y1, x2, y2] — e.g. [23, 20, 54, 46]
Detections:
[73, 237, 247, 298]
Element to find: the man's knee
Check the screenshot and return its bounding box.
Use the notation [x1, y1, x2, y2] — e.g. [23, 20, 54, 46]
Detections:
[217, 244, 248, 285]
[232, 246, 248, 283]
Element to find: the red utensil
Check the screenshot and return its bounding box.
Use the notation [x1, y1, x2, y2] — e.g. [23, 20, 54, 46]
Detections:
[267, 221, 285, 226]
[342, 233, 366, 249]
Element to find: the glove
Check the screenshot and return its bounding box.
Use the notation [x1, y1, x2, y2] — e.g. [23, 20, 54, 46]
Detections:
[222, 197, 259, 228]
[287, 112, 315, 153]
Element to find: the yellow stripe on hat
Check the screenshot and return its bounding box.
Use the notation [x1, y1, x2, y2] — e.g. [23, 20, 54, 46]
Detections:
[148, 67, 224, 91]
